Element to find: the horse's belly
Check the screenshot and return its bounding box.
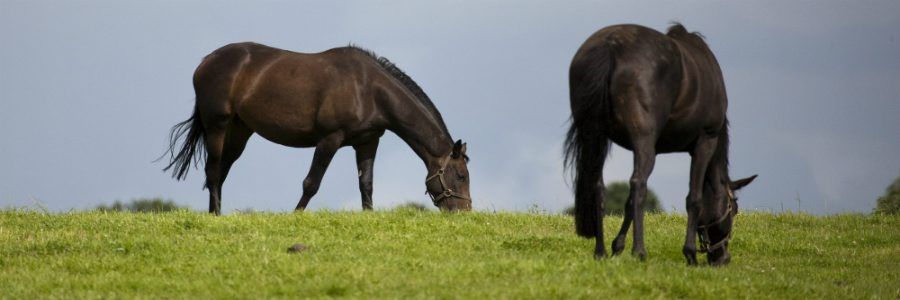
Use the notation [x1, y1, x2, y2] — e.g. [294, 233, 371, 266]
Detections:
[609, 127, 696, 153]
[254, 129, 321, 148]
[654, 126, 702, 153]
[238, 105, 322, 148]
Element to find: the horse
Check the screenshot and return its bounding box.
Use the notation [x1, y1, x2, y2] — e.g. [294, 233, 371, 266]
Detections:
[564, 23, 757, 266]
[163, 42, 472, 215]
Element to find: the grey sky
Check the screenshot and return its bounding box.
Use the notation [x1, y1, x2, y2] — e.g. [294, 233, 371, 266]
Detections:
[1, 1, 898, 214]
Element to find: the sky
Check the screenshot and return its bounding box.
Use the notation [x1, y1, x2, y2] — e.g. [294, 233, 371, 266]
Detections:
[1, 1, 898, 214]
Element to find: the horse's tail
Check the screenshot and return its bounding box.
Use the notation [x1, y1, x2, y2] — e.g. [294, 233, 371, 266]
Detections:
[565, 41, 615, 238]
[163, 104, 206, 181]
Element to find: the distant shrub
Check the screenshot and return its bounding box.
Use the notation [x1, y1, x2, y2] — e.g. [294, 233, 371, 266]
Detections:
[394, 202, 429, 211]
[234, 207, 261, 214]
[874, 176, 900, 215]
[564, 181, 663, 216]
[97, 198, 187, 213]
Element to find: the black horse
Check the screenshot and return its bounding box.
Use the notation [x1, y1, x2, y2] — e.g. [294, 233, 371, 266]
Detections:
[565, 24, 756, 265]
[164, 43, 472, 215]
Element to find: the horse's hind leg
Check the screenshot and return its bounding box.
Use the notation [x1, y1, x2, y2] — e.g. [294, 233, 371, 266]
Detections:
[294, 132, 345, 211]
[204, 125, 226, 215]
[353, 138, 380, 210]
[218, 119, 253, 198]
[612, 197, 634, 255]
[594, 168, 607, 259]
[220, 119, 253, 180]
[627, 138, 656, 260]
[203, 117, 252, 215]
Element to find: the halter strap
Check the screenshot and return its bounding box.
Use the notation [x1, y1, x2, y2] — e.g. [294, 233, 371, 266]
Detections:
[697, 191, 735, 253]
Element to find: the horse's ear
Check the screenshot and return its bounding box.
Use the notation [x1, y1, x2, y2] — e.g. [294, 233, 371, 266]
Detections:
[451, 140, 465, 158]
[730, 175, 758, 191]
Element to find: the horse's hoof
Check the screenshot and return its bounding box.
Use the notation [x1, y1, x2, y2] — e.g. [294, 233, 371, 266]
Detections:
[683, 247, 698, 265]
[708, 251, 731, 266]
[632, 250, 647, 261]
[684, 253, 699, 266]
[611, 239, 626, 255]
[593, 247, 608, 260]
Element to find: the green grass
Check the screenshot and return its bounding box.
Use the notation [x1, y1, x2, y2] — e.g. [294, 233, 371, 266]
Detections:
[1, 210, 898, 299]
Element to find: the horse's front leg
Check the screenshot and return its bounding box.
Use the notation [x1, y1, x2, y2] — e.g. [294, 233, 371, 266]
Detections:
[295, 133, 344, 211]
[353, 138, 380, 210]
[683, 135, 717, 265]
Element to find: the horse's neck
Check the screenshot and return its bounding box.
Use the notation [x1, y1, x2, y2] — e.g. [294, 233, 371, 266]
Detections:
[703, 128, 731, 200]
[393, 115, 453, 169]
[381, 85, 453, 168]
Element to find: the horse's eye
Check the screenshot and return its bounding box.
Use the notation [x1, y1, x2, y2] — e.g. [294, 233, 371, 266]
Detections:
[457, 175, 466, 181]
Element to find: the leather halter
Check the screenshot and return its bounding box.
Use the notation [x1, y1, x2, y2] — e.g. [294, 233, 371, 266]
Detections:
[696, 189, 736, 253]
[425, 155, 470, 206]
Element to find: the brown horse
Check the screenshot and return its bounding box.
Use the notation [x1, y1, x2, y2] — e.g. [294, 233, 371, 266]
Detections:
[565, 24, 757, 265]
[163, 43, 472, 215]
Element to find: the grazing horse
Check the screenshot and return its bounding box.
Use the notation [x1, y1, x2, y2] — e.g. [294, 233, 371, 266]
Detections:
[163, 43, 472, 215]
[564, 24, 757, 265]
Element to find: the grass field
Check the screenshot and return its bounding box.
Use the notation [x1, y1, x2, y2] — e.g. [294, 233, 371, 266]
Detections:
[1, 209, 898, 299]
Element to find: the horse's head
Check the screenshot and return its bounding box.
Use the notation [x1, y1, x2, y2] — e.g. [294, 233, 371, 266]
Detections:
[425, 140, 472, 212]
[702, 174, 757, 266]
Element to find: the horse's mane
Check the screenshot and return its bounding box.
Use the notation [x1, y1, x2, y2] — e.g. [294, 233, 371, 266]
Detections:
[666, 23, 730, 180]
[666, 23, 709, 49]
[711, 119, 731, 182]
[348, 45, 451, 137]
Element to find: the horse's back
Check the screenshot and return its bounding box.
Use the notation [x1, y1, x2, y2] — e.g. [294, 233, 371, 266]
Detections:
[194, 42, 284, 87]
[192, 43, 380, 147]
[573, 24, 678, 66]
